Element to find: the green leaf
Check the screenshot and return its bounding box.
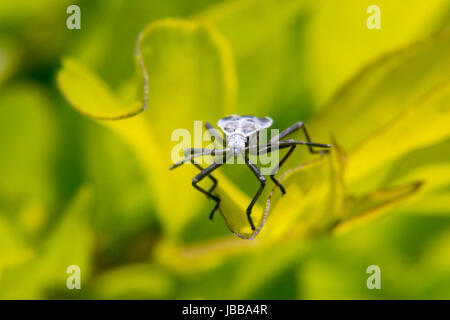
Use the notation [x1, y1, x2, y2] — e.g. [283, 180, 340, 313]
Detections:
[0, 82, 56, 208]
[0, 215, 33, 276]
[39, 186, 94, 279]
[127, 19, 236, 237]
[225, 243, 305, 299]
[155, 152, 343, 247]
[135, 19, 236, 145]
[92, 264, 173, 299]
[58, 19, 238, 238]
[312, 31, 450, 153]
[335, 181, 423, 234]
[385, 164, 450, 215]
[208, 152, 344, 241]
[197, 0, 307, 60]
[0, 0, 69, 27]
[213, 171, 262, 239]
[347, 81, 450, 182]
[197, 0, 311, 115]
[190, 152, 343, 241]
[258, 153, 344, 242]
[305, 0, 450, 105]
[382, 138, 450, 188]
[395, 192, 450, 216]
[57, 58, 144, 120]
[352, 137, 450, 194]
[82, 122, 154, 236]
[0, 39, 18, 86]
[213, 143, 423, 242]
[0, 187, 94, 299]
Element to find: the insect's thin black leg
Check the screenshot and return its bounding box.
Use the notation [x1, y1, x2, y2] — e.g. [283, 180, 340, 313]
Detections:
[254, 140, 331, 155]
[183, 148, 228, 157]
[256, 132, 260, 155]
[205, 122, 224, 147]
[270, 121, 329, 154]
[183, 148, 210, 157]
[245, 156, 266, 231]
[251, 140, 330, 194]
[170, 149, 228, 170]
[192, 162, 223, 220]
[269, 144, 296, 195]
[191, 161, 217, 193]
[170, 153, 205, 170]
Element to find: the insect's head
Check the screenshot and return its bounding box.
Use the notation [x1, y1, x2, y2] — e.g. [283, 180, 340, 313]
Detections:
[217, 115, 273, 138]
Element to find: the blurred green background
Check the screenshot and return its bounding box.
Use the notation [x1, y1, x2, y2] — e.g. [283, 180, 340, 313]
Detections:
[1, 0, 450, 299]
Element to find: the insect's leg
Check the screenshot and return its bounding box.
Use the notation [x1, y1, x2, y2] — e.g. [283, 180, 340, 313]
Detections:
[205, 122, 224, 147]
[191, 161, 217, 193]
[192, 162, 223, 220]
[183, 148, 210, 157]
[245, 157, 266, 231]
[183, 148, 229, 157]
[170, 149, 229, 170]
[251, 140, 330, 155]
[270, 121, 328, 154]
[269, 144, 296, 195]
[253, 141, 328, 194]
[170, 152, 206, 170]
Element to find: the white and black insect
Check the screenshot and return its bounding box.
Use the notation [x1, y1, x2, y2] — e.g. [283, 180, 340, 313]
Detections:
[170, 115, 331, 231]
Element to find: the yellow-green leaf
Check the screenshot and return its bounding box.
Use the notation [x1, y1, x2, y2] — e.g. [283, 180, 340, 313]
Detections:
[312, 31, 450, 153]
[0, 215, 33, 277]
[206, 153, 343, 241]
[258, 153, 344, 243]
[0, 187, 93, 299]
[57, 58, 144, 120]
[92, 264, 173, 299]
[135, 19, 236, 148]
[387, 164, 450, 215]
[0, 82, 56, 206]
[335, 181, 423, 234]
[58, 19, 238, 238]
[197, 0, 311, 115]
[305, 0, 450, 105]
[212, 170, 263, 239]
[347, 82, 450, 182]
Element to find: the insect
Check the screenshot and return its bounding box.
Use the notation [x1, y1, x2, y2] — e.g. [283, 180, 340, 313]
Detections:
[170, 115, 331, 231]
